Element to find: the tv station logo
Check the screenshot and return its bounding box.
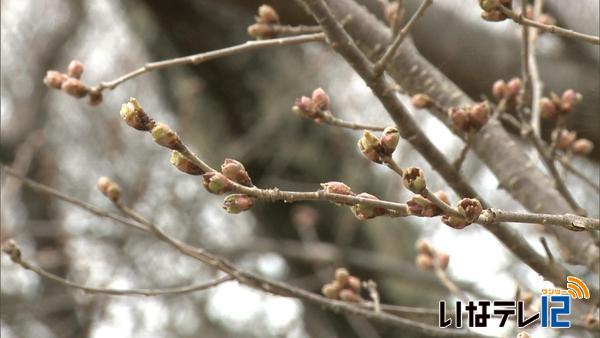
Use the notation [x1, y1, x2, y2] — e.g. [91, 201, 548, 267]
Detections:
[439, 276, 590, 329]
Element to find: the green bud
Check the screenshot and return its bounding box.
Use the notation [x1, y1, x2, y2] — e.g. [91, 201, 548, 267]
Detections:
[170, 151, 205, 175]
[402, 167, 426, 193]
[151, 123, 182, 149]
[457, 198, 483, 223]
[379, 126, 399, 155]
[357, 130, 382, 163]
[223, 194, 256, 214]
[202, 172, 230, 195]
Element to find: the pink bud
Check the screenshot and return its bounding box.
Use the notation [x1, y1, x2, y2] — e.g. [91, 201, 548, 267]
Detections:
[67, 60, 85, 79]
[539, 97, 556, 119]
[61, 78, 89, 98]
[492, 80, 506, 99]
[311, 88, 330, 111]
[507, 77, 522, 97]
[320, 181, 352, 195]
[571, 139, 594, 155]
[411, 94, 432, 109]
[257, 4, 279, 25]
[43, 70, 67, 89]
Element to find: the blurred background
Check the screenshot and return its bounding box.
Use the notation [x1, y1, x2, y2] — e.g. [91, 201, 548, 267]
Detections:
[1, 0, 598, 337]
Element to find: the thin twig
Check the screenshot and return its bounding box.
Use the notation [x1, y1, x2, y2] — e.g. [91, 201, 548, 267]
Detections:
[518, 0, 531, 109]
[318, 110, 386, 131]
[539, 237, 554, 262]
[453, 134, 472, 171]
[529, 0, 544, 136]
[498, 5, 600, 45]
[372, 0, 432, 76]
[381, 156, 404, 176]
[0, 246, 233, 296]
[365, 280, 381, 313]
[91, 33, 325, 93]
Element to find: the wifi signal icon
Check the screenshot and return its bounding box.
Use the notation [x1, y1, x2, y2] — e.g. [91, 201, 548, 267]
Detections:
[566, 276, 590, 300]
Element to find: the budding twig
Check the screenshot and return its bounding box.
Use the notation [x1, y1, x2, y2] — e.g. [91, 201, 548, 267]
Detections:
[90, 33, 325, 93]
[498, 4, 600, 45]
[373, 0, 433, 77]
[0, 241, 232, 296]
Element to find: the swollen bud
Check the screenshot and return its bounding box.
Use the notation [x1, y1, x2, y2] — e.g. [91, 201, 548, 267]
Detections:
[351, 192, 385, 220]
[335, 268, 350, 286]
[202, 172, 231, 195]
[468, 101, 490, 130]
[407, 194, 441, 217]
[61, 78, 89, 98]
[507, 77, 522, 97]
[411, 94, 432, 109]
[560, 89, 582, 112]
[441, 215, 469, 230]
[320, 181, 352, 195]
[292, 96, 315, 118]
[67, 60, 85, 79]
[357, 130, 382, 163]
[380, 126, 399, 155]
[170, 150, 205, 175]
[151, 123, 182, 149]
[223, 194, 256, 214]
[457, 198, 482, 223]
[97, 176, 121, 202]
[311, 88, 330, 112]
[339, 289, 360, 302]
[539, 97, 556, 119]
[247, 23, 278, 39]
[221, 159, 253, 186]
[1, 239, 21, 263]
[120, 97, 154, 131]
[553, 129, 577, 151]
[448, 107, 469, 132]
[43, 70, 67, 89]
[322, 283, 340, 299]
[492, 79, 506, 99]
[402, 167, 426, 193]
[257, 4, 279, 25]
[571, 139, 594, 156]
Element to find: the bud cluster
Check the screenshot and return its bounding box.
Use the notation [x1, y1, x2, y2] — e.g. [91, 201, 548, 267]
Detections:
[407, 190, 449, 217]
[540, 89, 583, 118]
[414, 239, 450, 271]
[492, 77, 522, 101]
[292, 88, 331, 122]
[357, 127, 400, 163]
[321, 268, 363, 302]
[97, 176, 121, 202]
[43, 60, 103, 106]
[350, 192, 386, 220]
[448, 101, 491, 133]
[552, 130, 593, 155]
[479, 0, 512, 22]
[247, 5, 280, 39]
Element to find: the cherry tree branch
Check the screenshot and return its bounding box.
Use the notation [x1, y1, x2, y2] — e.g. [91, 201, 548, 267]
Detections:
[90, 33, 325, 93]
[498, 5, 600, 45]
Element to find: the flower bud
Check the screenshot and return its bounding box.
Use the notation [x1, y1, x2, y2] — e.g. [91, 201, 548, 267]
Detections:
[415, 239, 432, 256]
[539, 97, 556, 119]
[507, 77, 522, 97]
[457, 198, 483, 223]
[351, 192, 385, 220]
[479, 0, 499, 12]
[407, 194, 441, 217]
[43, 70, 67, 89]
[88, 90, 103, 106]
[437, 252, 450, 270]
[339, 289, 360, 302]
[415, 253, 434, 271]
[257, 4, 279, 25]
[202, 172, 231, 195]
[402, 167, 426, 194]
[481, 9, 506, 22]
[320, 181, 352, 195]
[292, 96, 315, 118]
[553, 129, 577, 150]
[468, 101, 490, 130]
[560, 89, 582, 112]
[151, 123, 182, 149]
[247, 23, 278, 39]
[335, 268, 350, 286]
[411, 94, 432, 109]
[441, 215, 470, 229]
[448, 107, 469, 132]
[120, 97, 154, 131]
[322, 282, 340, 299]
[67, 60, 85, 79]
[492, 79, 506, 99]
[380, 126, 399, 155]
[1, 239, 21, 263]
[348, 276, 362, 292]
[571, 138, 594, 155]
[223, 194, 256, 214]
[96, 176, 121, 202]
[357, 130, 382, 163]
[61, 78, 89, 98]
[221, 158, 253, 186]
[170, 150, 205, 175]
[311, 88, 330, 112]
